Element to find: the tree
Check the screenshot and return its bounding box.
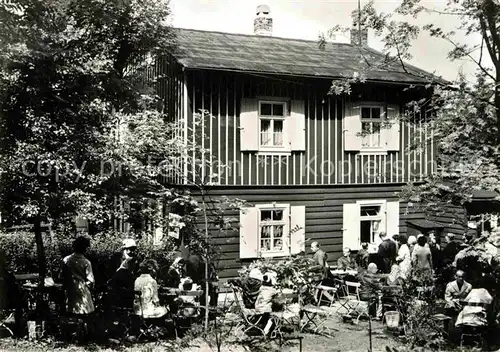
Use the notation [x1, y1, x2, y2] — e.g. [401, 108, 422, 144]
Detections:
[0, 1, 247, 333]
[0, 0, 175, 303]
[323, 0, 500, 227]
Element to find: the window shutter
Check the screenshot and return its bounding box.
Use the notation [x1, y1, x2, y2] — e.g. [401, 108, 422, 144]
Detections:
[290, 205, 306, 254]
[239, 207, 259, 259]
[239, 98, 259, 151]
[289, 100, 306, 151]
[384, 104, 400, 151]
[344, 102, 362, 151]
[343, 203, 360, 250]
[386, 201, 400, 239]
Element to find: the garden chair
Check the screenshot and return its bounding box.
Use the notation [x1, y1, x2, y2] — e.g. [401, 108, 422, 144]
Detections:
[315, 284, 339, 308]
[0, 309, 15, 337]
[338, 281, 370, 324]
[460, 325, 485, 348]
[230, 285, 266, 338]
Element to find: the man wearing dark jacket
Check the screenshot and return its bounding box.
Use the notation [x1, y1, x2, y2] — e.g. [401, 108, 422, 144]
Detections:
[185, 253, 219, 307]
[442, 233, 459, 266]
[377, 232, 397, 273]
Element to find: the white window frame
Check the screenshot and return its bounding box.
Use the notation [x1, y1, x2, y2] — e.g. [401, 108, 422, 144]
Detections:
[256, 203, 290, 257]
[360, 105, 385, 153]
[258, 101, 289, 154]
[357, 199, 386, 250]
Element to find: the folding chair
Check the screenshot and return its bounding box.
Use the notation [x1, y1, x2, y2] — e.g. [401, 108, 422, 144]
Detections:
[135, 291, 173, 341]
[338, 281, 370, 324]
[231, 286, 266, 338]
[0, 309, 15, 337]
[460, 325, 485, 348]
[316, 284, 339, 308]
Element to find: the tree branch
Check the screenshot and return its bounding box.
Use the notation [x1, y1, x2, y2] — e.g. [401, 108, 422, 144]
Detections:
[479, 15, 500, 68]
[446, 37, 495, 81]
[482, 0, 500, 66]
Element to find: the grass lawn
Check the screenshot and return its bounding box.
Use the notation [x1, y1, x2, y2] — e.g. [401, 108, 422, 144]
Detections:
[0, 318, 405, 352]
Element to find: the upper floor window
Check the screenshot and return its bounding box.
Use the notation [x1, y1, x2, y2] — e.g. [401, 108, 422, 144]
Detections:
[344, 102, 400, 154]
[240, 98, 305, 154]
[361, 106, 382, 149]
[259, 102, 286, 148]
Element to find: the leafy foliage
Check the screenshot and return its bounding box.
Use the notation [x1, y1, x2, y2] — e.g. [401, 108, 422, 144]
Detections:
[0, 0, 176, 229]
[239, 256, 322, 306]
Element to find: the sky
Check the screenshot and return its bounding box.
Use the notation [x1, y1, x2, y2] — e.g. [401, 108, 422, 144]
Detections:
[169, 0, 486, 82]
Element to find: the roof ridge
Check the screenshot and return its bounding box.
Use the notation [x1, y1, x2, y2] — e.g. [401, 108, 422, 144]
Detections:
[174, 27, 354, 46]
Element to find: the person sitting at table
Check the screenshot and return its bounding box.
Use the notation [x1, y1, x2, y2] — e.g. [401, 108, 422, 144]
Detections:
[228, 268, 263, 309]
[0, 248, 26, 337]
[107, 239, 138, 311]
[310, 241, 335, 284]
[355, 242, 370, 270]
[165, 256, 184, 288]
[175, 277, 201, 318]
[360, 263, 384, 319]
[386, 264, 403, 286]
[337, 247, 357, 271]
[105, 238, 139, 285]
[455, 287, 492, 330]
[178, 277, 199, 304]
[184, 252, 219, 309]
[133, 259, 168, 319]
[445, 270, 472, 317]
[253, 272, 278, 335]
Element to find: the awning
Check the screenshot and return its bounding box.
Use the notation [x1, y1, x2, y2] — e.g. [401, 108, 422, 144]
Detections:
[440, 181, 500, 214]
[467, 189, 500, 214]
[406, 219, 445, 230]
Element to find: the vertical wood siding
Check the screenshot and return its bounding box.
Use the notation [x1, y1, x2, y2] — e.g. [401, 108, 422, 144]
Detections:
[181, 69, 436, 186]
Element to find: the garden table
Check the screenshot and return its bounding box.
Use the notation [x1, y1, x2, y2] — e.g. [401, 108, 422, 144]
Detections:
[14, 273, 40, 281]
[330, 269, 358, 277]
[22, 279, 64, 312]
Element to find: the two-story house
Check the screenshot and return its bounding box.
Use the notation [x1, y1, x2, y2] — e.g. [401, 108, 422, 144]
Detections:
[159, 6, 441, 279]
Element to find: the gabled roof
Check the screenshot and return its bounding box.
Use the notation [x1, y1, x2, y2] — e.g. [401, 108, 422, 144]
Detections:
[171, 28, 437, 84]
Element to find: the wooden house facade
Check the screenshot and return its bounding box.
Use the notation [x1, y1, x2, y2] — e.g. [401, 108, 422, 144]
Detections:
[160, 28, 442, 279]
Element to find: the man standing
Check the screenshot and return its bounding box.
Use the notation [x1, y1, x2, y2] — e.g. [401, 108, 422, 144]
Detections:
[377, 232, 397, 273]
[442, 233, 459, 267]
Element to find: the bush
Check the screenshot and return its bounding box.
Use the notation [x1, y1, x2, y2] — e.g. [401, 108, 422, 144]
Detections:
[0, 230, 179, 287]
[238, 255, 322, 305]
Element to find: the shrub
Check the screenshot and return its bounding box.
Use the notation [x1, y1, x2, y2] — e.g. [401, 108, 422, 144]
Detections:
[0, 230, 178, 287]
[238, 255, 322, 305]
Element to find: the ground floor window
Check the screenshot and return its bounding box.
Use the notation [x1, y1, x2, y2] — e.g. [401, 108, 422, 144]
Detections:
[259, 208, 285, 253]
[343, 200, 399, 251]
[239, 204, 306, 259]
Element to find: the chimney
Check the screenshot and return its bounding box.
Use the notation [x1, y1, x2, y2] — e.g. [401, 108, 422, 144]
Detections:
[254, 4, 272, 36]
[350, 23, 368, 47]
